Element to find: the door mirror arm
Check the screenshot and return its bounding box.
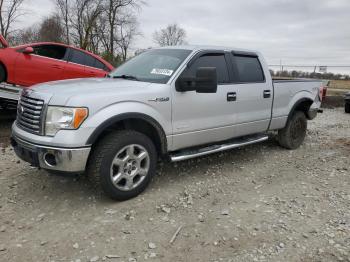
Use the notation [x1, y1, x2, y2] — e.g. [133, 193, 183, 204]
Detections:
[23, 47, 34, 55]
[175, 77, 196, 92]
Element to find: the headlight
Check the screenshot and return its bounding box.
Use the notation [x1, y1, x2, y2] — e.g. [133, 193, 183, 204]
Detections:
[45, 106, 88, 136]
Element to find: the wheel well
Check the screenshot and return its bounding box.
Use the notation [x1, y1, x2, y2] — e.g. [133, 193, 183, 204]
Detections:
[291, 99, 313, 119]
[0, 61, 7, 81]
[90, 117, 167, 156]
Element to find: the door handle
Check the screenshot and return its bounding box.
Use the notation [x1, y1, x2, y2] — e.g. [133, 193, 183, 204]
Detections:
[52, 65, 63, 69]
[263, 90, 271, 98]
[227, 92, 237, 102]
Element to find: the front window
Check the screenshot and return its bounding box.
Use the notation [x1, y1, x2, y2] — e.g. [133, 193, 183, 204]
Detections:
[109, 49, 192, 84]
[32, 45, 67, 60]
[181, 53, 230, 84]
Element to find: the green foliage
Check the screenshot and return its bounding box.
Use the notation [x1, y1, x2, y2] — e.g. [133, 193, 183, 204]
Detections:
[101, 51, 124, 67]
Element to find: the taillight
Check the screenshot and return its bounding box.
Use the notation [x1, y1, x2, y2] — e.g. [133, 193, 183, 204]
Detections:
[323, 86, 327, 99]
[319, 86, 327, 101]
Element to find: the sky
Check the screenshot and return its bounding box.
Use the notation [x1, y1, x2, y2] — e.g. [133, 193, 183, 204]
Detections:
[18, 0, 350, 73]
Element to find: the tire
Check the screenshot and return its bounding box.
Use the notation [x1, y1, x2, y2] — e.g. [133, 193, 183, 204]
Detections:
[87, 130, 157, 201]
[278, 111, 307, 150]
[345, 102, 350, 113]
[0, 65, 6, 83]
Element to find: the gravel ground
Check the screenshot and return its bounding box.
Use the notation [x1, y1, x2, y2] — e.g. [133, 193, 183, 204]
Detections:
[0, 108, 349, 262]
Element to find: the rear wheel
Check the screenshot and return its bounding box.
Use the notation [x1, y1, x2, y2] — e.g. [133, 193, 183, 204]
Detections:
[87, 130, 157, 201]
[0, 65, 6, 83]
[345, 102, 350, 113]
[278, 111, 307, 149]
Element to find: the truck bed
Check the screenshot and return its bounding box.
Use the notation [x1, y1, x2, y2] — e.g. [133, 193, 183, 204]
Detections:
[272, 78, 323, 83]
[269, 78, 322, 130]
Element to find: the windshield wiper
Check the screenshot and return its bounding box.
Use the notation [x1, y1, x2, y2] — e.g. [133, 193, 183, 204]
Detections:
[112, 74, 139, 81]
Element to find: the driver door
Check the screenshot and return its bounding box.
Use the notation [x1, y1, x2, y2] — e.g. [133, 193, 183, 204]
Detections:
[14, 44, 68, 86]
[170, 51, 238, 151]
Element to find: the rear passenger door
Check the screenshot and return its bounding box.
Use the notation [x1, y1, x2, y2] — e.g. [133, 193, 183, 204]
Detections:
[230, 52, 273, 136]
[63, 48, 89, 79]
[85, 54, 108, 77]
[63, 48, 107, 79]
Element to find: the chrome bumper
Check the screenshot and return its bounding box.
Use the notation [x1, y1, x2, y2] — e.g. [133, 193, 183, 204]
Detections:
[11, 135, 91, 173]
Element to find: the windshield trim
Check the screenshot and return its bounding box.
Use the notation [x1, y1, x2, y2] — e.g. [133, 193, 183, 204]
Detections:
[166, 49, 199, 85]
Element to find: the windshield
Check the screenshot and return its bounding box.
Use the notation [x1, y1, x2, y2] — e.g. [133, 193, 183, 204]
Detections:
[109, 49, 192, 84]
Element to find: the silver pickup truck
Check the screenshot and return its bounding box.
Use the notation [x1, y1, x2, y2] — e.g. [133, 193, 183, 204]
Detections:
[11, 46, 324, 200]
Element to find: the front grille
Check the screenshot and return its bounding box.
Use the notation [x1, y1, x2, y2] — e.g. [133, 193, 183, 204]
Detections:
[17, 95, 44, 134]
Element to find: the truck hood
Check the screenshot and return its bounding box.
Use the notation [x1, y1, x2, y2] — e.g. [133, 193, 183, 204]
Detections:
[32, 78, 152, 96]
[29, 77, 157, 106]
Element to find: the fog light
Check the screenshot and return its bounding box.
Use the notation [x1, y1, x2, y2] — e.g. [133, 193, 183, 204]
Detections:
[43, 153, 57, 167]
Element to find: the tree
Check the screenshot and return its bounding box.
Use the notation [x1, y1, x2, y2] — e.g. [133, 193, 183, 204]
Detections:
[10, 26, 38, 45]
[117, 13, 140, 61]
[153, 23, 187, 46]
[96, 0, 141, 61]
[52, 0, 142, 62]
[37, 14, 64, 42]
[0, 0, 26, 38]
[9, 14, 64, 45]
[55, 0, 70, 44]
[70, 0, 104, 50]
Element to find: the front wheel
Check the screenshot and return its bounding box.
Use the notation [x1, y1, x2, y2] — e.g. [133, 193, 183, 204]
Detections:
[87, 130, 157, 201]
[0, 65, 6, 83]
[278, 111, 307, 149]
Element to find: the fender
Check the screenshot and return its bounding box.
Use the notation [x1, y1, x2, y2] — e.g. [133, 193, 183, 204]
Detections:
[86, 112, 168, 153]
[287, 97, 314, 122]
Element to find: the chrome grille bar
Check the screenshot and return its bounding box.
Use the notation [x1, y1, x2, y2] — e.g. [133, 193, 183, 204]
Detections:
[16, 95, 44, 135]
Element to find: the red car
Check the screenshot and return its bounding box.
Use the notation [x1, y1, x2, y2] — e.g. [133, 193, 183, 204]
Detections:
[0, 35, 114, 87]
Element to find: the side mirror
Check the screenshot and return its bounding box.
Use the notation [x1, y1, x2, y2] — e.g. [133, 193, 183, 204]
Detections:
[23, 46, 34, 54]
[195, 67, 218, 93]
[176, 67, 218, 93]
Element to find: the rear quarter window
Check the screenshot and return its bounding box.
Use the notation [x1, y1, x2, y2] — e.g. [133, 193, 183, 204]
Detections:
[69, 49, 86, 66]
[234, 55, 265, 83]
[94, 59, 106, 70]
[84, 53, 106, 71]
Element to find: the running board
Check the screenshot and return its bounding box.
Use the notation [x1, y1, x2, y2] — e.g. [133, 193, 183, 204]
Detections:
[170, 134, 269, 162]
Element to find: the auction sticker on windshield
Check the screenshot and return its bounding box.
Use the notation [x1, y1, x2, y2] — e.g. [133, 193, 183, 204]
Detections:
[151, 68, 174, 76]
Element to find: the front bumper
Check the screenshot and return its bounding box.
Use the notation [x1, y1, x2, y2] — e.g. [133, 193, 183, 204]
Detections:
[11, 135, 91, 173]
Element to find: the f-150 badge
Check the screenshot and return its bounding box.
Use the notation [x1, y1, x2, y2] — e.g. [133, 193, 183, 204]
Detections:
[148, 97, 170, 102]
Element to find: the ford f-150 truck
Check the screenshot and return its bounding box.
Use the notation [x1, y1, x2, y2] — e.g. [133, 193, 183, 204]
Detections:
[11, 46, 324, 200]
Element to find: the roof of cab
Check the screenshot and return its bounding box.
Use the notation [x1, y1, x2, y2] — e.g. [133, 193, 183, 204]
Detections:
[155, 45, 261, 55]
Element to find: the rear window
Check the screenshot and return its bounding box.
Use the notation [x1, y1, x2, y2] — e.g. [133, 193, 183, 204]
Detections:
[234, 55, 265, 83]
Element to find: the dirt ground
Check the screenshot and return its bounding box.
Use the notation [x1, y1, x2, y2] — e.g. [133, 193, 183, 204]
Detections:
[0, 108, 349, 262]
